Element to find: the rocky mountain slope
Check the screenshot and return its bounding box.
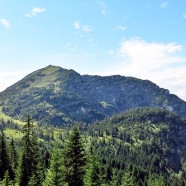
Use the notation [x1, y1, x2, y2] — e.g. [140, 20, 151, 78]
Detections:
[0, 65, 186, 125]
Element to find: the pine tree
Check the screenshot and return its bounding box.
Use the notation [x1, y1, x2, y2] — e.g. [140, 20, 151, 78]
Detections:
[43, 149, 50, 169]
[121, 171, 137, 186]
[64, 127, 86, 186]
[0, 131, 12, 181]
[147, 174, 166, 186]
[9, 138, 18, 181]
[84, 147, 102, 186]
[43, 148, 67, 186]
[1, 170, 13, 186]
[109, 170, 119, 186]
[18, 115, 44, 186]
[28, 137, 44, 186]
[107, 166, 114, 183]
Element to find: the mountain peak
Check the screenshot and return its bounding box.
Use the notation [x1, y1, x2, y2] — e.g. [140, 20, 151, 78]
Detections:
[0, 66, 186, 125]
[45, 64, 61, 69]
[41, 65, 62, 74]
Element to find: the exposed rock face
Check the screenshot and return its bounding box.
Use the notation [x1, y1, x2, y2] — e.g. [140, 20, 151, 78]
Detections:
[0, 65, 186, 125]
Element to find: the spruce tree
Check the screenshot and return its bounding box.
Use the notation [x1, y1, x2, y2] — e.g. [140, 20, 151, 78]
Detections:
[43, 148, 67, 186]
[109, 170, 119, 186]
[147, 174, 166, 186]
[121, 171, 137, 186]
[84, 147, 101, 186]
[9, 138, 18, 181]
[1, 170, 13, 186]
[64, 127, 86, 186]
[18, 115, 44, 186]
[28, 137, 44, 186]
[0, 131, 12, 181]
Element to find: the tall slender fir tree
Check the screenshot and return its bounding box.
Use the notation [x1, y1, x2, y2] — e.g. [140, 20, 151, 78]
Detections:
[9, 138, 18, 181]
[43, 147, 67, 186]
[64, 127, 86, 186]
[0, 131, 12, 181]
[18, 115, 44, 186]
[84, 147, 102, 186]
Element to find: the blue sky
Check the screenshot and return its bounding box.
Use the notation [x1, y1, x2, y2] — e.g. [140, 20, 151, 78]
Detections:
[1, 0, 186, 100]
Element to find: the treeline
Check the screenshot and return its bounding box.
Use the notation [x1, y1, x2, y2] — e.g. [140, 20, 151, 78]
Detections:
[0, 116, 185, 185]
[0, 119, 19, 131]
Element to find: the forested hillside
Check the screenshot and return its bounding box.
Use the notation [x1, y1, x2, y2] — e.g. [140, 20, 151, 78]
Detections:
[1, 108, 186, 185]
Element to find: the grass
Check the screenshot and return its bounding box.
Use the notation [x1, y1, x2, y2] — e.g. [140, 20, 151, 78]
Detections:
[0, 106, 39, 140]
[0, 106, 25, 126]
[4, 129, 23, 140]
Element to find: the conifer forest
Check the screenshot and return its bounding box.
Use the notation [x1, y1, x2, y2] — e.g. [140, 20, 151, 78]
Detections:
[1, 109, 186, 186]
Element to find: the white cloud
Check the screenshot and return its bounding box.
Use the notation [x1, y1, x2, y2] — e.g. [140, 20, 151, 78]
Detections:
[108, 50, 114, 55]
[149, 67, 186, 101]
[65, 42, 77, 52]
[73, 21, 81, 29]
[104, 38, 186, 100]
[32, 7, 46, 14]
[99, 2, 108, 15]
[115, 25, 127, 31]
[73, 21, 93, 32]
[82, 26, 92, 32]
[161, 2, 169, 8]
[0, 18, 10, 28]
[25, 7, 46, 18]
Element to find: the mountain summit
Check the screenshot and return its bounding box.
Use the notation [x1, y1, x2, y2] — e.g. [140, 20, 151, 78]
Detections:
[0, 65, 186, 125]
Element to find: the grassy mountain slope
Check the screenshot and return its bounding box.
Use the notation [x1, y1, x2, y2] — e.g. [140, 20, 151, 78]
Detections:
[0, 65, 186, 125]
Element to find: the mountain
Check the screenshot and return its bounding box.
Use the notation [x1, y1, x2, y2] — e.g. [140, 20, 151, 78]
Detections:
[0, 65, 186, 125]
[87, 107, 186, 181]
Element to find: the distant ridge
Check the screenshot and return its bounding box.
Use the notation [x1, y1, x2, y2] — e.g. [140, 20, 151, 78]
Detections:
[88, 107, 186, 173]
[0, 65, 186, 125]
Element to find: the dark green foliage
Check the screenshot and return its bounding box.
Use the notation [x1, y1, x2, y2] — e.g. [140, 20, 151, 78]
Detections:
[43, 149, 50, 169]
[64, 127, 86, 186]
[0, 119, 19, 131]
[121, 171, 137, 186]
[1, 107, 186, 185]
[84, 147, 102, 186]
[43, 148, 66, 186]
[87, 108, 186, 185]
[147, 174, 166, 186]
[109, 169, 119, 186]
[9, 138, 18, 180]
[28, 142, 44, 186]
[0, 131, 12, 181]
[18, 116, 44, 186]
[1, 170, 14, 186]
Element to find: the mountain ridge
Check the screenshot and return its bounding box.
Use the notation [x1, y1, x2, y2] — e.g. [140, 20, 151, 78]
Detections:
[0, 65, 186, 125]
